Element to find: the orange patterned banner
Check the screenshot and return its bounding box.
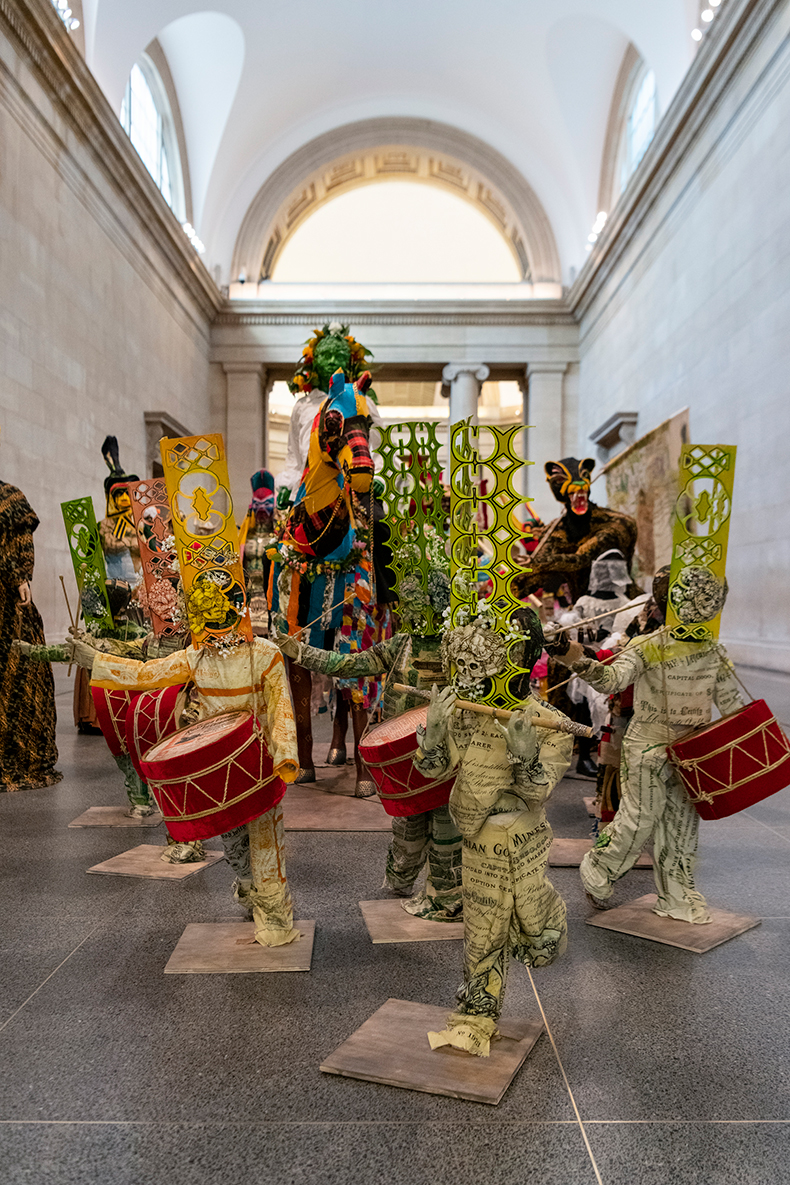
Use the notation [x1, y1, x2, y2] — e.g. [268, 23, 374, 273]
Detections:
[159, 434, 252, 647]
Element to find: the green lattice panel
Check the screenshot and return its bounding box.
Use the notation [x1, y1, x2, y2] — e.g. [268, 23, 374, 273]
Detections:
[61, 496, 113, 629]
[476, 424, 533, 709]
[449, 418, 479, 629]
[376, 420, 448, 636]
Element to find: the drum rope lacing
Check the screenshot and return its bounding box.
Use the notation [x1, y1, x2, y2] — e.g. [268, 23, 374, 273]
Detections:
[362, 743, 459, 799]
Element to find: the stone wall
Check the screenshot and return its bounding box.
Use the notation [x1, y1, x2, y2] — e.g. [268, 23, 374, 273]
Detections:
[0, 2, 218, 638]
[573, 0, 790, 672]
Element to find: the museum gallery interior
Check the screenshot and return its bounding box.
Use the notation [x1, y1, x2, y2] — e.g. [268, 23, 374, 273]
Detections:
[2, 1, 790, 1183]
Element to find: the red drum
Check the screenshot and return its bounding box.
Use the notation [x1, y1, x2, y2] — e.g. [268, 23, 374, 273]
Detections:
[91, 686, 141, 757]
[139, 709, 286, 841]
[125, 684, 187, 781]
[359, 705, 456, 817]
[667, 699, 790, 820]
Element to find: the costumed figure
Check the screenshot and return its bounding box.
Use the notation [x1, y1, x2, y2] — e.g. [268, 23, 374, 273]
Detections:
[268, 324, 387, 795]
[553, 442, 742, 922]
[420, 610, 572, 1057]
[66, 434, 301, 944]
[240, 469, 277, 634]
[421, 419, 574, 1057]
[276, 420, 462, 921]
[99, 436, 140, 583]
[514, 458, 639, 603]
[0, 482, 61, 790]
[514, 459, 640, 778]
[551, 568, 741, 921]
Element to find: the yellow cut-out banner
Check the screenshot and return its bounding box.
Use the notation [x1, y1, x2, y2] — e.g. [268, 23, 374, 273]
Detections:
[666, 443, 736, 641]
[159, 433, 252, 647]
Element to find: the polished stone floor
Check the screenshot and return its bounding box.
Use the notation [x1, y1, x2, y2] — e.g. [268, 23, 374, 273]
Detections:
[2, 666, 790, 1184]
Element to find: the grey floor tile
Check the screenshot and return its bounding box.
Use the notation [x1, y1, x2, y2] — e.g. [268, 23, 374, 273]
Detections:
[0, 1121, 596, 1185]
[586, 1121, 790, 1185]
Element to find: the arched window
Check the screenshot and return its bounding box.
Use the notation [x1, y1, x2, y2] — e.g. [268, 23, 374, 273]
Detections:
[619, 67, 657, 193]
[120, 55, 185, 221]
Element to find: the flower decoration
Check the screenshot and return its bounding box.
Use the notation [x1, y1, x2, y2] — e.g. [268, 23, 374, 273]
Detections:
[288, 323, 374, 395]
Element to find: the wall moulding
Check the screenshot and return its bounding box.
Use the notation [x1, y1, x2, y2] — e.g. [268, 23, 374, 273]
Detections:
[0, 0, 221, 329]
[231, 119, 561, 287]
[568, 0, 785, 324]
[213, 300, 577, 330]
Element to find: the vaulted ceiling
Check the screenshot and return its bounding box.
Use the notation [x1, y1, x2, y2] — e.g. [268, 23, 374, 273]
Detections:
[83, 0, 696, 284]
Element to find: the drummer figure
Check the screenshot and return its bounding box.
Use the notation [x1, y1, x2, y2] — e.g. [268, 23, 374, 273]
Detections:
[549, 566, 744, 922]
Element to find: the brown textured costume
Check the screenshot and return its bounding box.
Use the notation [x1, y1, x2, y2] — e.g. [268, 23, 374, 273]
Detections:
[0, 484, 61, 790]
[514, 457, 640, 603]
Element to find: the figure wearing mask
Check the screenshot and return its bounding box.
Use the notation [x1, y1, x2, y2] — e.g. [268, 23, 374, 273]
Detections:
[549, 568, 743, 922]
[98, 437, 140, 584]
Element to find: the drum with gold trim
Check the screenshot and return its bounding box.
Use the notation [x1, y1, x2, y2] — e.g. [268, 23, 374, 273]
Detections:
[125, 684, 187, 781]
[668, 699, 790, 820]
[358, 705, 456, 817]
[91, 687, 140, 757]
[139, 709, 286, 840]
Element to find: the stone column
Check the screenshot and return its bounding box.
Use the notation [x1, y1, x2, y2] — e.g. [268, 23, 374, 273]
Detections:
[442, 363, 490, 427]
[525, 362, 567, 524]
[223, 362, 267, 528]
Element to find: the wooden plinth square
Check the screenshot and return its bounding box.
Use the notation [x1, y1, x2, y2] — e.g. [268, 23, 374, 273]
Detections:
[320, 998, 543, 1105]
[69, 806, 163, 828]
[587, 893, 761, 952]
[549, 837, 653, 868]
[359, 899, 464, 944]
[86, 844, 223, 880]
[164, 921, 315, 973]
[284, 784, 390, 831]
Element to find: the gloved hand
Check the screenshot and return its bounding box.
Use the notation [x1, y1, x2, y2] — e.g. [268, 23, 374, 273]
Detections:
[273, 631, 301, 660]
[547, 638, 585, 666]
[496, 710, 539, 765]
[11, 640, 33, 657]
[276, 486, 292, 510]
[66, 637, 98, 670]
[423, 684, 456, 752]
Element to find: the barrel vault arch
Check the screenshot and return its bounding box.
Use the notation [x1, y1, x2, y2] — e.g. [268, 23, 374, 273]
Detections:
[231, 118, 561, 285]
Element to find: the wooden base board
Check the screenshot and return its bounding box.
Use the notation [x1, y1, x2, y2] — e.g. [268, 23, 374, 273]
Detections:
[549, 837, 653, 869]
[69, 806, 163, 829]
[587, 893, 761, 952]
[583, 796, 597, 817]
[359, 899, 463, 944]
[86, 844, 223, 880]
[164, 920, 315, 973]
[320, 998, 543, 1105]
[284, 783, 390, 831]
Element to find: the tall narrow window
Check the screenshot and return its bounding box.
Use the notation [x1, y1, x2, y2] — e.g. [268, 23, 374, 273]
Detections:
[120, 56, 184, 220]
[619, 69, 657, 193]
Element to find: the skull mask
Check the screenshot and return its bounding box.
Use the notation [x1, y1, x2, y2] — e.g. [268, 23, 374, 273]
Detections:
[443, 624, 510, 691]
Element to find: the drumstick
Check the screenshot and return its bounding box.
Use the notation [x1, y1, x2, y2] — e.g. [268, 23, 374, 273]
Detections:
[59, 575, 76, 677]
[544, 594, 647, 637]
[390, 684, 594, 738]
[283, 589, 355, 643]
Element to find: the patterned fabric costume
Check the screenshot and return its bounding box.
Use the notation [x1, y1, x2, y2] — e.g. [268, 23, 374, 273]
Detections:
[417, 697, 572, 1055]
[269, 369, 376, 648]
[572, 631, 743, 921]
[288, 631, 463, 920]
[240, 469, 276, 634]
[0, 484, 60, 790]
[90, 640, 300, 945]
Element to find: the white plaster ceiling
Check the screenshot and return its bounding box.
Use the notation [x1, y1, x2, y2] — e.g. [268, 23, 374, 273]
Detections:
[85, 1, 696, 284]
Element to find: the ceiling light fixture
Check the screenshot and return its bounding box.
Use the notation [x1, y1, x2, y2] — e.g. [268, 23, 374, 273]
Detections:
[701, 9, 714, 21]
[691, 27, 703, 40]
[51, 0, 80, 31]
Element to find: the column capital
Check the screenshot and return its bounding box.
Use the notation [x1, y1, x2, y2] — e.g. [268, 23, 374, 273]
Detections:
[442, 362, 490, 384]
[525, 361, 568, 378]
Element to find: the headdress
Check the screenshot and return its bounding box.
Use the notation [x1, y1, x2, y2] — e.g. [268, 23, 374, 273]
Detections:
[289, 322, 375, 397]
[101, 435, 139, 540]
[375, 420, 449, 635]
[443, 419, 543, 708]
[545, 456, 594, 514]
